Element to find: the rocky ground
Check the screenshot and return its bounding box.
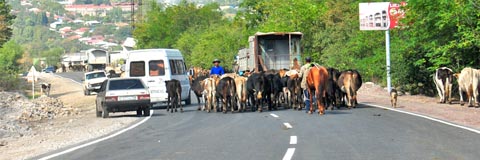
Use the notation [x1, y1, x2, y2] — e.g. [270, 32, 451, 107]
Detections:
[358, 82, 480, 130]
[0, 73, 142, 160]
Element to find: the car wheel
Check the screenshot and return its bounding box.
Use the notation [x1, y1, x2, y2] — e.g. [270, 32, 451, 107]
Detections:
[102, 104, 109, 118]
[95, 102, 102, 117]
[136, 109, 143, 116]
[143, 106, 150, 116]
[86, 90, 91, 96]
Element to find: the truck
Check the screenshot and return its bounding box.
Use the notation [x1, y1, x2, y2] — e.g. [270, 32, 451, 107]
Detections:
[85, 48, 109, 72]
[237, 32, 303, 72]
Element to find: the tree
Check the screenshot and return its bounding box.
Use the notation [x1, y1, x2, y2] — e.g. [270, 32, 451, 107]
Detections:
[0, 0, 15, 47]
[134, 1, 224, 49]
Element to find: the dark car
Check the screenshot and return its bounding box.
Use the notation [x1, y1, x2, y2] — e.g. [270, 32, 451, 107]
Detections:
[43, 66, 56, 73]
[95, 78, 151, 118]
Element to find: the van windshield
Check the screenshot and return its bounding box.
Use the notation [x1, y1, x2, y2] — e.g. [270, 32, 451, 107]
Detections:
[86, 72, 106, 80]
[149, 60, 165, 76]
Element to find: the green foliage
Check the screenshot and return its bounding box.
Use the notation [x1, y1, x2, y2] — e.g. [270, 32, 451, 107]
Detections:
[0, 0, 15, 47]
[134, 1, 224, 48]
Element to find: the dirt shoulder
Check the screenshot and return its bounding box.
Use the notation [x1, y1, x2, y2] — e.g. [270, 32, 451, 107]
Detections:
[0, 73, 142, 160]
[358, 82, 480, 130]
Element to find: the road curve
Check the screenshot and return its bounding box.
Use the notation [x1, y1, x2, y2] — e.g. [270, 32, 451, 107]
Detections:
[35, 73, 480, 160]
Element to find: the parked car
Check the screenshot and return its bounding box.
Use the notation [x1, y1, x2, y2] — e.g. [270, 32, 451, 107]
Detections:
[42, 66, 56, 73]
[95, 78, 151, 118]
[83, 71, 108, 95]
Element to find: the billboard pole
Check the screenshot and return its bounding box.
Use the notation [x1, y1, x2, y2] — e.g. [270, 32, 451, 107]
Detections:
[385, 29, 391, 92]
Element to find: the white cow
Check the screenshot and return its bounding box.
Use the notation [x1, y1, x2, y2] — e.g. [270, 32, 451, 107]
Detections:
[456, 67, 480, 107]
[433, 67, 454, 103]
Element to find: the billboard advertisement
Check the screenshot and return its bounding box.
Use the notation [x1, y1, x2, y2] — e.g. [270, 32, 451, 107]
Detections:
[359, 2, 406, 30]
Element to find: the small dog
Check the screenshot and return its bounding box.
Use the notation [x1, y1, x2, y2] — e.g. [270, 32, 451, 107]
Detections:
[390, 88, 398, 108]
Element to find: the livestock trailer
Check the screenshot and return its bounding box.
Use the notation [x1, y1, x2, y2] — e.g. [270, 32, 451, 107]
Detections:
[237, 32, 303, 72]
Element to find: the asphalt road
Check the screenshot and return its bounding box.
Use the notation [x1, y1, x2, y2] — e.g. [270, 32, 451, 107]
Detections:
[38, 72, 480, 160]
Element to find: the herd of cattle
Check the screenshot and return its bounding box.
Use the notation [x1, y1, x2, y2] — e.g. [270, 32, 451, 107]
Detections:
[436, 66, 480, 107]
[169, 65, 363, 115]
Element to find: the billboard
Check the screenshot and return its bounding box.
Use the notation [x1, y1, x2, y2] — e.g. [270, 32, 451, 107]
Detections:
[359, 2, 406, 30]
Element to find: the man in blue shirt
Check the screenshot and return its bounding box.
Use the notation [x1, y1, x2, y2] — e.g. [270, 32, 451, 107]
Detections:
[210, 59, 225, 76]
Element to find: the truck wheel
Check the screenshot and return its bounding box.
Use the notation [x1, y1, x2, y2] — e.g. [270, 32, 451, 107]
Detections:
[95, 102, 102, 117]
[102, 104, 109, 118]
[143, 106, 150, 116]
[136, 109, 142, 116]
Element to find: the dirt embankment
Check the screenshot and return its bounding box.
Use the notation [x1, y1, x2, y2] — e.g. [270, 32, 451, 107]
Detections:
[0, 73, 142, 160]
[358, 82, 480, 130]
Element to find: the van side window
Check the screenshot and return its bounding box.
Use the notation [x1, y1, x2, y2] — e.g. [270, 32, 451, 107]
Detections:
[149, 60, 165, 76]
[170, 60, 185, 75]
[130, 61, 145, 77]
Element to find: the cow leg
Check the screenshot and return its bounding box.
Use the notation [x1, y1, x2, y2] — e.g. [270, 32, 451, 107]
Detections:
[446, 82, 452, 104]
[459, 86, 465, 106]
[179, 93, 183, 113]
[435, 79, 445, 103]
[197, 95, 202, 110]
[468, 84, 474, 107]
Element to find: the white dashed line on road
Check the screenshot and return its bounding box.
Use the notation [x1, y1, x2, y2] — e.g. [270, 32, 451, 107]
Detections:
[270, 113, 279, 118]
[283, 123, 293, 129]
[282, 148, 296, 160]
[290, 136, 297, 145]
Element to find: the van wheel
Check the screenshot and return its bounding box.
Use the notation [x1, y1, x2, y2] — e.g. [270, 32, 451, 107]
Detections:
[102, 104, 109, 118]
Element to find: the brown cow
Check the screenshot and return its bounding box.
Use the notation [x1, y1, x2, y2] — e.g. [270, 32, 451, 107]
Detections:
[337, 70, 362, 108]
[306, 66, 329, 115]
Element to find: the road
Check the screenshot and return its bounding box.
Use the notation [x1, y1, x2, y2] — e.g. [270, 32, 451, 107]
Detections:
[38, 72, 480, 160]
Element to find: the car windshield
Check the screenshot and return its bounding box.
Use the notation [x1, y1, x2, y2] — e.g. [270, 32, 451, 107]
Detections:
[108, 79, 145, 90]
[86, 72, 106, 80]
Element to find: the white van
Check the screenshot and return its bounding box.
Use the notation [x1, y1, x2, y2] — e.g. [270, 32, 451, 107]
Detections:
[124, 49, 191, 105]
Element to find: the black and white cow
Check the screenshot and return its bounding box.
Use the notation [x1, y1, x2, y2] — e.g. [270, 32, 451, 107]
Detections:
[434, 67, 454, 104]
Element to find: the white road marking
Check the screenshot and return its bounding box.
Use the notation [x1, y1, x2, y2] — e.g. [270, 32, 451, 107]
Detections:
[270, 113, 279, 118]
[362, 103, 480, 135]
[283, 123, 293, 129]
[38, 110, 154, 160]
[158, 140, 161, 143]
[282, 148, 296, 160]
[290, 136, 297, 145]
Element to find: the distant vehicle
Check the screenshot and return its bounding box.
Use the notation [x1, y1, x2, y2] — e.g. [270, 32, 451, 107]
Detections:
[85, 48, 109, 72]
[124, 49, 191, 106]
[42, 66, 56, 73]
[83, 71, 108, 95]
[95, 78, 151, 118]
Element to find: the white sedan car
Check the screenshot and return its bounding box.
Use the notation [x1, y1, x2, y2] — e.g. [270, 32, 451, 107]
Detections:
[95, 78, 151, 118]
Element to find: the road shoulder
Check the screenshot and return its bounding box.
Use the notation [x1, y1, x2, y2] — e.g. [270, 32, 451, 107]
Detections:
[358, 83, 480, 131]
